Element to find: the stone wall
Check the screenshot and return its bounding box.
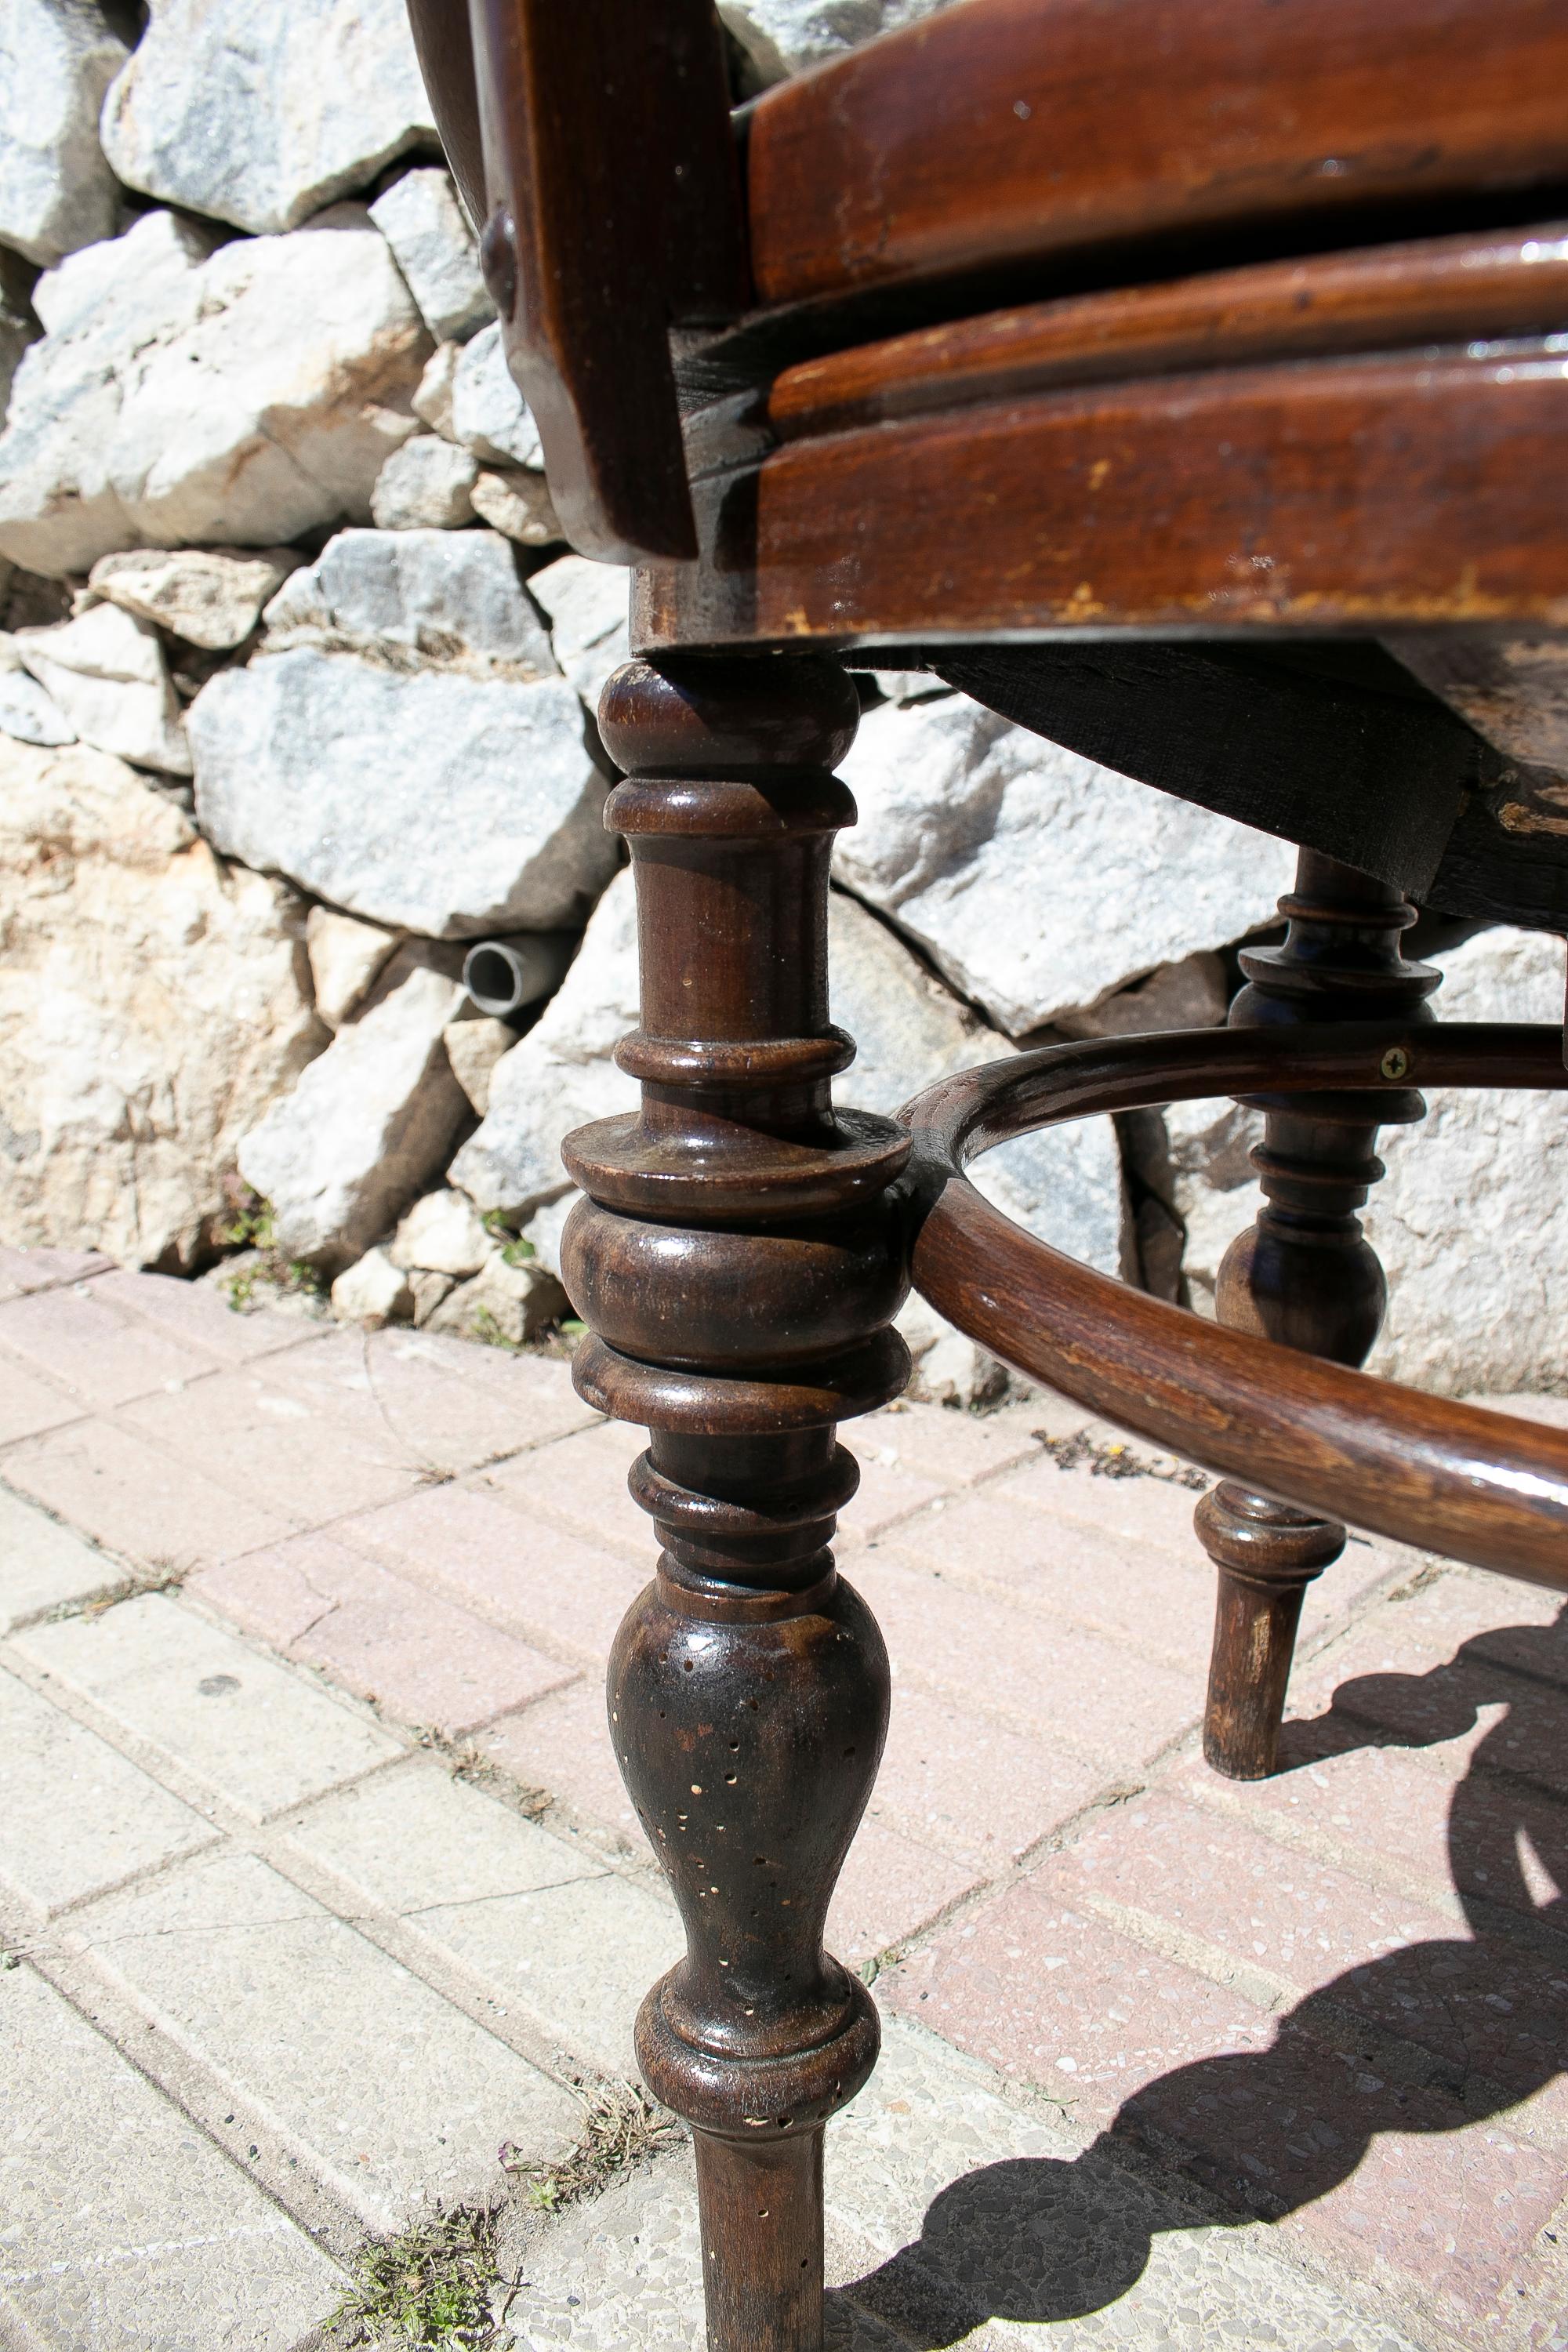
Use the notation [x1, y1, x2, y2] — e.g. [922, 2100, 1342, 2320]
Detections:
[0, 0, 1562, 1400]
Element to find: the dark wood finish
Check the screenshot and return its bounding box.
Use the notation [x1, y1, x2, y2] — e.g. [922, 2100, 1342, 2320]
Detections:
[747, 0, 1568, 311]
[636, 343, 1568, 648]
[561, 655, 910, 2352]
[769, 224, 1568, 441]
[404, 0, 485, 232]
[1194, 853, 1440, 1780]
[901, 1021, 1568, 1585]
[463, 0, 746, 561]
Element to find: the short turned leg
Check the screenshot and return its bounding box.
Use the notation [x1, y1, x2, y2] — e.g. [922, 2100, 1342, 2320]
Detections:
[561, 656, 909, 2350]
[1197, 851, 1438, 1777]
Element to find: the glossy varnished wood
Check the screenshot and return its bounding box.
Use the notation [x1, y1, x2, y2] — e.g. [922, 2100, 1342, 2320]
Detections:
[902, 1023, 1568, 1588]
[1194, 855, 1439, 1780]
[463, 0, 746, 561]
[747, 0, 1568, 311]
[637, 344, 1568, 648]
[562, 656, 908, 2352]
[768, 224, 1568, 441]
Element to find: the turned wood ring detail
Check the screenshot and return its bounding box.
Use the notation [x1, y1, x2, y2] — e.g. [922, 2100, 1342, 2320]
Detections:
[901, 1021, 1568, 1591]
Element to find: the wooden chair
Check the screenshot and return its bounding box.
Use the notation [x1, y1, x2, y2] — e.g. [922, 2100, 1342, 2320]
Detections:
[408, 5, 1568, 2343]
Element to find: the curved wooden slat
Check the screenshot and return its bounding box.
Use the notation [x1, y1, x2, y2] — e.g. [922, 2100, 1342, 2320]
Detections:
[635, 345, 1568, 648]
[902, 1022, 1568, 1590]
[768, 224, 1568, 441]
[748, 0, 1568, 310]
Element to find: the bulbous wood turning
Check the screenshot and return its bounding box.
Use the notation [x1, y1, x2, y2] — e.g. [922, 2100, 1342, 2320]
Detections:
[561, 654, 909, 2352]
[1198, 849, 1439, 1777]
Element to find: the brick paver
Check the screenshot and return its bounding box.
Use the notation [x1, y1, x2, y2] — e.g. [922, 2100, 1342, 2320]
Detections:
[2, 1251, 1565, 2351]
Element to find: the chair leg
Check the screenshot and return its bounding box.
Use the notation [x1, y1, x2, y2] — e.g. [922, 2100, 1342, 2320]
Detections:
[561, 654, 910, 2352]
[1196, 850, 1438, 1777]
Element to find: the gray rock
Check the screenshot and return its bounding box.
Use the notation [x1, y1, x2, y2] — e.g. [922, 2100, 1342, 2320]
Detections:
[449, 322, 543, 468]
[836, 694, 1296, 1036]
[718, 0, 959, 78]
[0, 205, 430, 576]
[411, 339, 462, 440]
[426, 1250, 566, 1346]
[368, 167, 490, 343]
[528, 553, 630, 710]
[88, 544, 300, 650]
[389, 1187, 491, 1277]
[442, 1014, 514, 1116]
[0, 735, 323, 1268]
[0, 632, 74, 745]
[370, 435, 478, 531]
[470, 466, 561, 547]
[0, 0, 128, 266]
[100, 0, 436, 236]
[14, 601, 190, 774]
[258, 526, 554, 674]
[330, 1244, 412, 1328]
[237, 946, 467, 1270]
[305, 906, 400, 1029]
[1169, 927, 1568, 1395]
[189, 652, 615, 938]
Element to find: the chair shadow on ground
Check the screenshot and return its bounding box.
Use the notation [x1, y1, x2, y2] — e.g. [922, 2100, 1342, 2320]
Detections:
[837, 1604, 1568, 2345]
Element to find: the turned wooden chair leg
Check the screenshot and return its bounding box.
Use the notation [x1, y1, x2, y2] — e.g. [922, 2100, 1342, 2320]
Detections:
[1196, 850, 1439, 1777]
[560, 655, 910, 2352]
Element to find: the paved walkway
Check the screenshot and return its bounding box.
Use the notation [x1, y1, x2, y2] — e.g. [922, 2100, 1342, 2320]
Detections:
[1, 1247, 1564, 2348]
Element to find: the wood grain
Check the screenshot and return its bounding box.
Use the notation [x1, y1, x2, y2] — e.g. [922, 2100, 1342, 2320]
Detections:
[769, 224, 1568, 441]
[747, 0, 1568, 310]
[637, 345, 1568, 648]
[904, 1022, 1568, 1589]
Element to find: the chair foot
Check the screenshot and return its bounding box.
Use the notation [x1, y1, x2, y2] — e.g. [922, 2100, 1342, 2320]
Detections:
[1197, 1483, 1344, 1777]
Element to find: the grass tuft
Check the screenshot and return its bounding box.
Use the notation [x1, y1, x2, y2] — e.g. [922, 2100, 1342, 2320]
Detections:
[503, 2082, 680, 2213]
[332, 2202, 503, 2348]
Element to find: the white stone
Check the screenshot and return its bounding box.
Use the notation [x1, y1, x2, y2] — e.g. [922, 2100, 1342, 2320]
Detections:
[191, 655, 613, 940]
[0, 1486, 107, 1633]
[718, 0, 959, 78]
[258, 524, 554, 673]
[0, 630, 74, 745]
[305, 905, 400, 1029]
[528, 551, 630, 709]
[0, 736, 323, 1269]
[1170, 927, 1568, 1396]
[369, 165, 490, 343]
[390, 1186, 492, 1276]
[411, 336, 462, 439]
[370, 433, 478, 530]
[443, 1014, 515, 1116]
[88, 543, 299, 650]
[836, 694, 1297, 1036]
[449, 321, 543, 467]
[470, 465, 562, 546]
[426, 1249, 565, 1347]
[0, 0, 128, 265]
[237, 946, 468, 1269]
[14, 601, 189, 772]
[330, 1243, 413, 1329]
[100, 0, 437, 237]
[0, 205, 429, 576]
[448, 868, 640, 1217]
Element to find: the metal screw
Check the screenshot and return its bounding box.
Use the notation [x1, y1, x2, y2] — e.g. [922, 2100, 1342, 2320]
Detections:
[1380, 1046, 1411, 1080]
